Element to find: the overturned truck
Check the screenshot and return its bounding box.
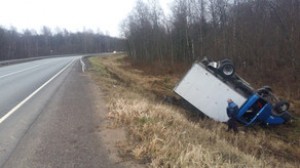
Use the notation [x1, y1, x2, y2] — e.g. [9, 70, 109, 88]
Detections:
[174, 58, 292, 126]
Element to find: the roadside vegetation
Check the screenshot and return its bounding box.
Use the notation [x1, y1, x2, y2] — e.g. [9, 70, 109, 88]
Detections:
[88, 54, 300, 168]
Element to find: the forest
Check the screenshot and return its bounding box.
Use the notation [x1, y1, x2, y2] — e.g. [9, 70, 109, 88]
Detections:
[0, 26, 125, 60]
[122, 0, 300, 99]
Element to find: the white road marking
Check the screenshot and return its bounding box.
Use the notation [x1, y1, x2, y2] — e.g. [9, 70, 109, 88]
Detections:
[0, 58, 76, 124]
[0, 65, 41, 79]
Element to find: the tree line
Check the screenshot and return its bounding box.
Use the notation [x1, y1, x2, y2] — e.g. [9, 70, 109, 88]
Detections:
[0, 26, 126, 61]
[123, 0, 300, 84]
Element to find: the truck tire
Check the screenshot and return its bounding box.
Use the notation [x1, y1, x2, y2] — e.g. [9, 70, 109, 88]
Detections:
[274, 101, 290, 114]
[257, 86, 272, 94]
[257, 88, 270, 96]
[219, 60, 235, 78]
[262, 85, 272, 92]
[280, 112, 292, 122]
[257, 86, 273, 100]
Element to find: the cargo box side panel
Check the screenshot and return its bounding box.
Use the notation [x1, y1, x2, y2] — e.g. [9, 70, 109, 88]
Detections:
[174, 63, 246, 122]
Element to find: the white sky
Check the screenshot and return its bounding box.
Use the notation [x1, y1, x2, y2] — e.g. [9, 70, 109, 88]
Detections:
[0, 0, 172, 37]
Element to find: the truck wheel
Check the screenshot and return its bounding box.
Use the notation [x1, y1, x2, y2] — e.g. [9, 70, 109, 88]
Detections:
[220, 59, 232, 64]
[257, 88, 270, 96]
[219, 60, 235, 77]
[262, 85, 272, 92]
[274, 101, 290, 114]
[280, 112, 292, 122]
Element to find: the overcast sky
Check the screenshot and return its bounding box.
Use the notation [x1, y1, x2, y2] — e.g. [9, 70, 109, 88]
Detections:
[0, 0, 172, 37]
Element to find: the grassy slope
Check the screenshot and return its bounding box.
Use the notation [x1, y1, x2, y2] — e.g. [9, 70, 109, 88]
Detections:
[88, 54, 300, 168]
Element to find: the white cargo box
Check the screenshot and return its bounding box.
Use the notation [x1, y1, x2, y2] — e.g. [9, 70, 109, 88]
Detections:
[174, 62, 246, 122]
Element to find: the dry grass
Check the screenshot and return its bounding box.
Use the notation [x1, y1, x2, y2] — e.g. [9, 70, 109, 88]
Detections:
[88, 54, 300, 168]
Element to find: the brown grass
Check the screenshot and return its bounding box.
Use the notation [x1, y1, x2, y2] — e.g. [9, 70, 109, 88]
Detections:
[88, 54, 300, 168]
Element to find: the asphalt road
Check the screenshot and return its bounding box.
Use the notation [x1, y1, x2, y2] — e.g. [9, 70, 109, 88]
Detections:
[0, 56, 123, 168]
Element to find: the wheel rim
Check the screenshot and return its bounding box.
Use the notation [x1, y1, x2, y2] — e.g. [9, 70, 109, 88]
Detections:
[223, 65, 234, 76]
[280, 104, 288, 111]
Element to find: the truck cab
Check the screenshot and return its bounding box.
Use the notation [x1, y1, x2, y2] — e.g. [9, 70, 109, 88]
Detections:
[237, 94, 290, 126]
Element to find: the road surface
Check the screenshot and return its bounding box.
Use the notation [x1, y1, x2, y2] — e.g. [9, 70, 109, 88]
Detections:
[0, 56, 123, 168]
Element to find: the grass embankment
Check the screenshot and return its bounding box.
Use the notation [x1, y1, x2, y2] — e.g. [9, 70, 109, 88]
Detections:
[88, 54, 300, 168]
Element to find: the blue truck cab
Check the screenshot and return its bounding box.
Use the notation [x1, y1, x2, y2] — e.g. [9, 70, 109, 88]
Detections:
[236, 94, 290, 126]
[203, 58, 292, 126]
